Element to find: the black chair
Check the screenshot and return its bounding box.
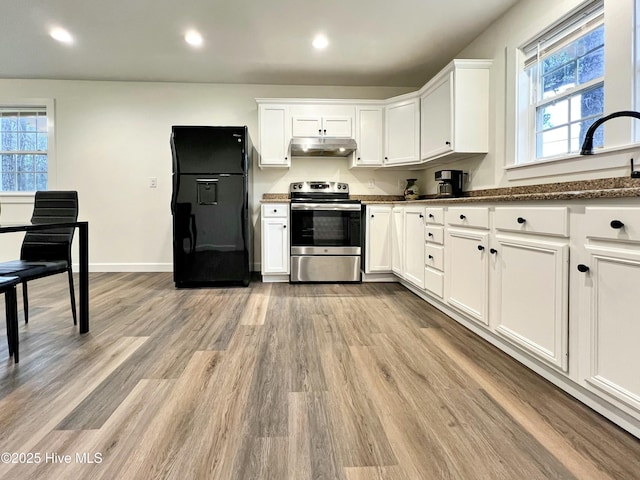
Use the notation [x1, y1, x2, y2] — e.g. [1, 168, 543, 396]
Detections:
[1, 276, 19, 363]
[0, 191, 79, 327]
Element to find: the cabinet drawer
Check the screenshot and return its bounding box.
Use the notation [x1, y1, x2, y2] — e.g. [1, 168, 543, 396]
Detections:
[424, 267, 444, 298]
[494, 207, 568, 237]
[446, 207, 489, 229]
[585, 207, 640, 242]
[425, 244, 444, 270]
[425, 225, 444, 244]
[262, 204, 289, 218]
[425, 207, 444, 225]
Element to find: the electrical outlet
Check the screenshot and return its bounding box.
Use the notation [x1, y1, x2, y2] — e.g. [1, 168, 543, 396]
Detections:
[368, 179, 375, 189]
[149, 177, 158, 188]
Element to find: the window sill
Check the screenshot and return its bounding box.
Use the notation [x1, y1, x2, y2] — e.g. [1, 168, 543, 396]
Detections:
[0, 192, 36, 204]
[505, 143, 640, 181]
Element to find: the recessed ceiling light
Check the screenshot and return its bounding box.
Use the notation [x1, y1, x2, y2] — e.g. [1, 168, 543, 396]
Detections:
[312, 34, 329, 49]
[50, 27, 73, 44]
[185, 30, 203, 47]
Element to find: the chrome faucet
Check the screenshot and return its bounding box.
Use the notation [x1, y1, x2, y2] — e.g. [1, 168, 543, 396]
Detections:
[580, 110, 640, 155]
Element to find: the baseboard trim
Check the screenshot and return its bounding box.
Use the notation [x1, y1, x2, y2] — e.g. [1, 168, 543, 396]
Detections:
[80, 263, 173, 272]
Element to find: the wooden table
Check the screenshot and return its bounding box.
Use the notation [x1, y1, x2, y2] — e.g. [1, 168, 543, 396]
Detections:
[0, 220, 89, 333]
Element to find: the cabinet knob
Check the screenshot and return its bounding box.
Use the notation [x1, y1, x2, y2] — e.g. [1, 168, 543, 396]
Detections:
[577, 264, 589, 273]
[273, 209, 277, 213]
[285, 157, 288, 160]
[318, 129, 322, 135]
[357, 157, 361, 160]
[428, 232, 433, 237]
[283, 225, 287, 229]
[490, 248, 497, 254]
[459, 214, 466, 220]
[477, 245, 485, 251]
[428, 255, 434, 259]
[517, 217, 526, 224]
[323, 129, 327, 134]
[384, 156, 388, 160]
[428, 213, 434, 218]
[371, 214, 375, 218]
[445, 141, 451, 145]
[610, 220, 624, 229]
[419, 214, 424, 218]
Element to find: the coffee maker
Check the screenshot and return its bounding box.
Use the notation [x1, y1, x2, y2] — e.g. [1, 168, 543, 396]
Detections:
[435, 170, 464, 198]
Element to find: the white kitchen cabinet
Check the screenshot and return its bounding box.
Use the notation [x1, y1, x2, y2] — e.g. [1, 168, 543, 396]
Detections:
[292, 115, 353, 138]
[403, 206, 426, 288]
[384, 96, 420, 165]
[576, 207, 640, 416]
[391, 206, 405, 277]
[258, 104, 290, 167]
[365, 205, 392, 273]
[446, 225, 490, 325]
[352, 106, 384, 167]
[261, 204, 289, 280]
[492, 235, 569, 371]
[420, 59, 491, 162]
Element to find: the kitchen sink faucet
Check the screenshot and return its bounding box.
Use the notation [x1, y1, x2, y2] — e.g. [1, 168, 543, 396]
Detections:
[580, 110, 640, 155]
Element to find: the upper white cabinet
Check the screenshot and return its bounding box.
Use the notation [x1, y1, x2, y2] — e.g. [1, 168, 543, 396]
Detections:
[352, 105, 384, 167]
[384, 96, 420, 165]
[290, 104, 355, 138]
[258, 104, 290, 167]
[420, 60, 492, 162]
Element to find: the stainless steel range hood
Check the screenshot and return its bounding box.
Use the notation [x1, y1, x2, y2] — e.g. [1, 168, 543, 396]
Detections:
[290, 137, 357, 157]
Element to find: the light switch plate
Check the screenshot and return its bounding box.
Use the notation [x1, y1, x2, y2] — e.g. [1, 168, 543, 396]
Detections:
[149, 177, 158, 188]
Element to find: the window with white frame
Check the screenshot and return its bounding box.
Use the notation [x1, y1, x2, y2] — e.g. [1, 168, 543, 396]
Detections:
[518, 0, 604, 163]
[0, 106, 49, 192]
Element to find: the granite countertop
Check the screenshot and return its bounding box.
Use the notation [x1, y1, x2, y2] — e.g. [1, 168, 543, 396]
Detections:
[261, 177, 640, 204]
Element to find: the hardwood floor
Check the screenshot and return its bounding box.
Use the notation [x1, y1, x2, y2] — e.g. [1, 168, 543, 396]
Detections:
[0, 273, 639, 479]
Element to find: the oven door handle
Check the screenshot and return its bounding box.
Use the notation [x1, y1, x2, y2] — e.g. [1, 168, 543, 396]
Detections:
[290, 203, 361, 211]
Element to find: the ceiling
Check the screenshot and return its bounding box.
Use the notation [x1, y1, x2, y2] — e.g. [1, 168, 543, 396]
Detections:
[1, 0, 521, 88]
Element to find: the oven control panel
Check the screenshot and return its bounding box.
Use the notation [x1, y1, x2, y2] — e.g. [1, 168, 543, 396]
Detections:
[289, 181, 349, 194]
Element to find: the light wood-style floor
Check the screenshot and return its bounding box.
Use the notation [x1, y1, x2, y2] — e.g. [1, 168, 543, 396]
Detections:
[0, 273, 639, 479]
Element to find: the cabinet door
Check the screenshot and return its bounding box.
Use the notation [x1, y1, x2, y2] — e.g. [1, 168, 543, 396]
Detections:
[259, 105, 290, 166]
[261, 218, 289, 274]
[366, 205, 392, 273]
[403, 207, 425, 288]
[578, 245, 640, 413]
[493, 236, 569, 371]
[391, 207, 404, 277]
[384, 97, 420, 165]
[421, 72, 453, 160]
[446, 228, 489, 325]
[292, 116, 323, 137]
[323, 116, 353, 137]
[354, 106, 383, 166]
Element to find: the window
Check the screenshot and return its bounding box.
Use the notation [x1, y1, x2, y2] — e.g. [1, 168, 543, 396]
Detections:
[518, 0, 604, 163]
[0, 106, 49, 192]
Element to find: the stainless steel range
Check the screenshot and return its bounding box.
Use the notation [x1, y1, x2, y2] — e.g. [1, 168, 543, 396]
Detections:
[289, 181, 362, 283]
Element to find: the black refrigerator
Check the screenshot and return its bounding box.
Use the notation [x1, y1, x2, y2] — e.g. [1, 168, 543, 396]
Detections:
[170, 126, 252, 287]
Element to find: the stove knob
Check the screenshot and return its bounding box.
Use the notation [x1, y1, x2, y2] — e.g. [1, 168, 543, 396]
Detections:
[292, 184, 297, 189]
[298, 183, 303, 189]
[337, 184, 341, 189]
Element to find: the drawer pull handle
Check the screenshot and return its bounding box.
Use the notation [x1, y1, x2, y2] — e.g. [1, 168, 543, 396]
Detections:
[577, 264, 589, 273]
[490, 248, 497, 254]
[428, 213, 434, 218]
[517, 217, 526, 224]
[477, 245, 485, 251]
[459, 214, 466, 220]
[610, 220, 624, 229]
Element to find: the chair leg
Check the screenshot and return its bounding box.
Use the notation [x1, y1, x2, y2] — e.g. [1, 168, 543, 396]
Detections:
[6, 288, 18, 363]
[68, 269, 77, 326]
[22, 282, 29, 324]
[5, 292, 13, 356]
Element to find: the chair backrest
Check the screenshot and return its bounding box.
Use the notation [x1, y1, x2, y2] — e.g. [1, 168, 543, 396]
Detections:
[20, 191, 79, 262]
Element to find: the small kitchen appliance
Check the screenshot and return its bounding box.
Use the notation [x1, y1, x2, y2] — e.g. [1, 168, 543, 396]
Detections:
[289, 181, 361, 283]
[435, 170, 464, 198]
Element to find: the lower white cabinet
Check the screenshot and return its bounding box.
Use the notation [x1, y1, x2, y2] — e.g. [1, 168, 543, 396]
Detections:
[492, 235, 569, 371]
[576, 207, 640, 415]
[261, 204, 289, 278]
[365, 205, 392, 273]
[403, 206, 426, 288]
[391, 206, 405, 277]
[446, 227, 490, 325]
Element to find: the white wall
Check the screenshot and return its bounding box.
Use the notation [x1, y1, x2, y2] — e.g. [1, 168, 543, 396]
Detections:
[421, 0, 640, 190]
[0, 79, 411, 271]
